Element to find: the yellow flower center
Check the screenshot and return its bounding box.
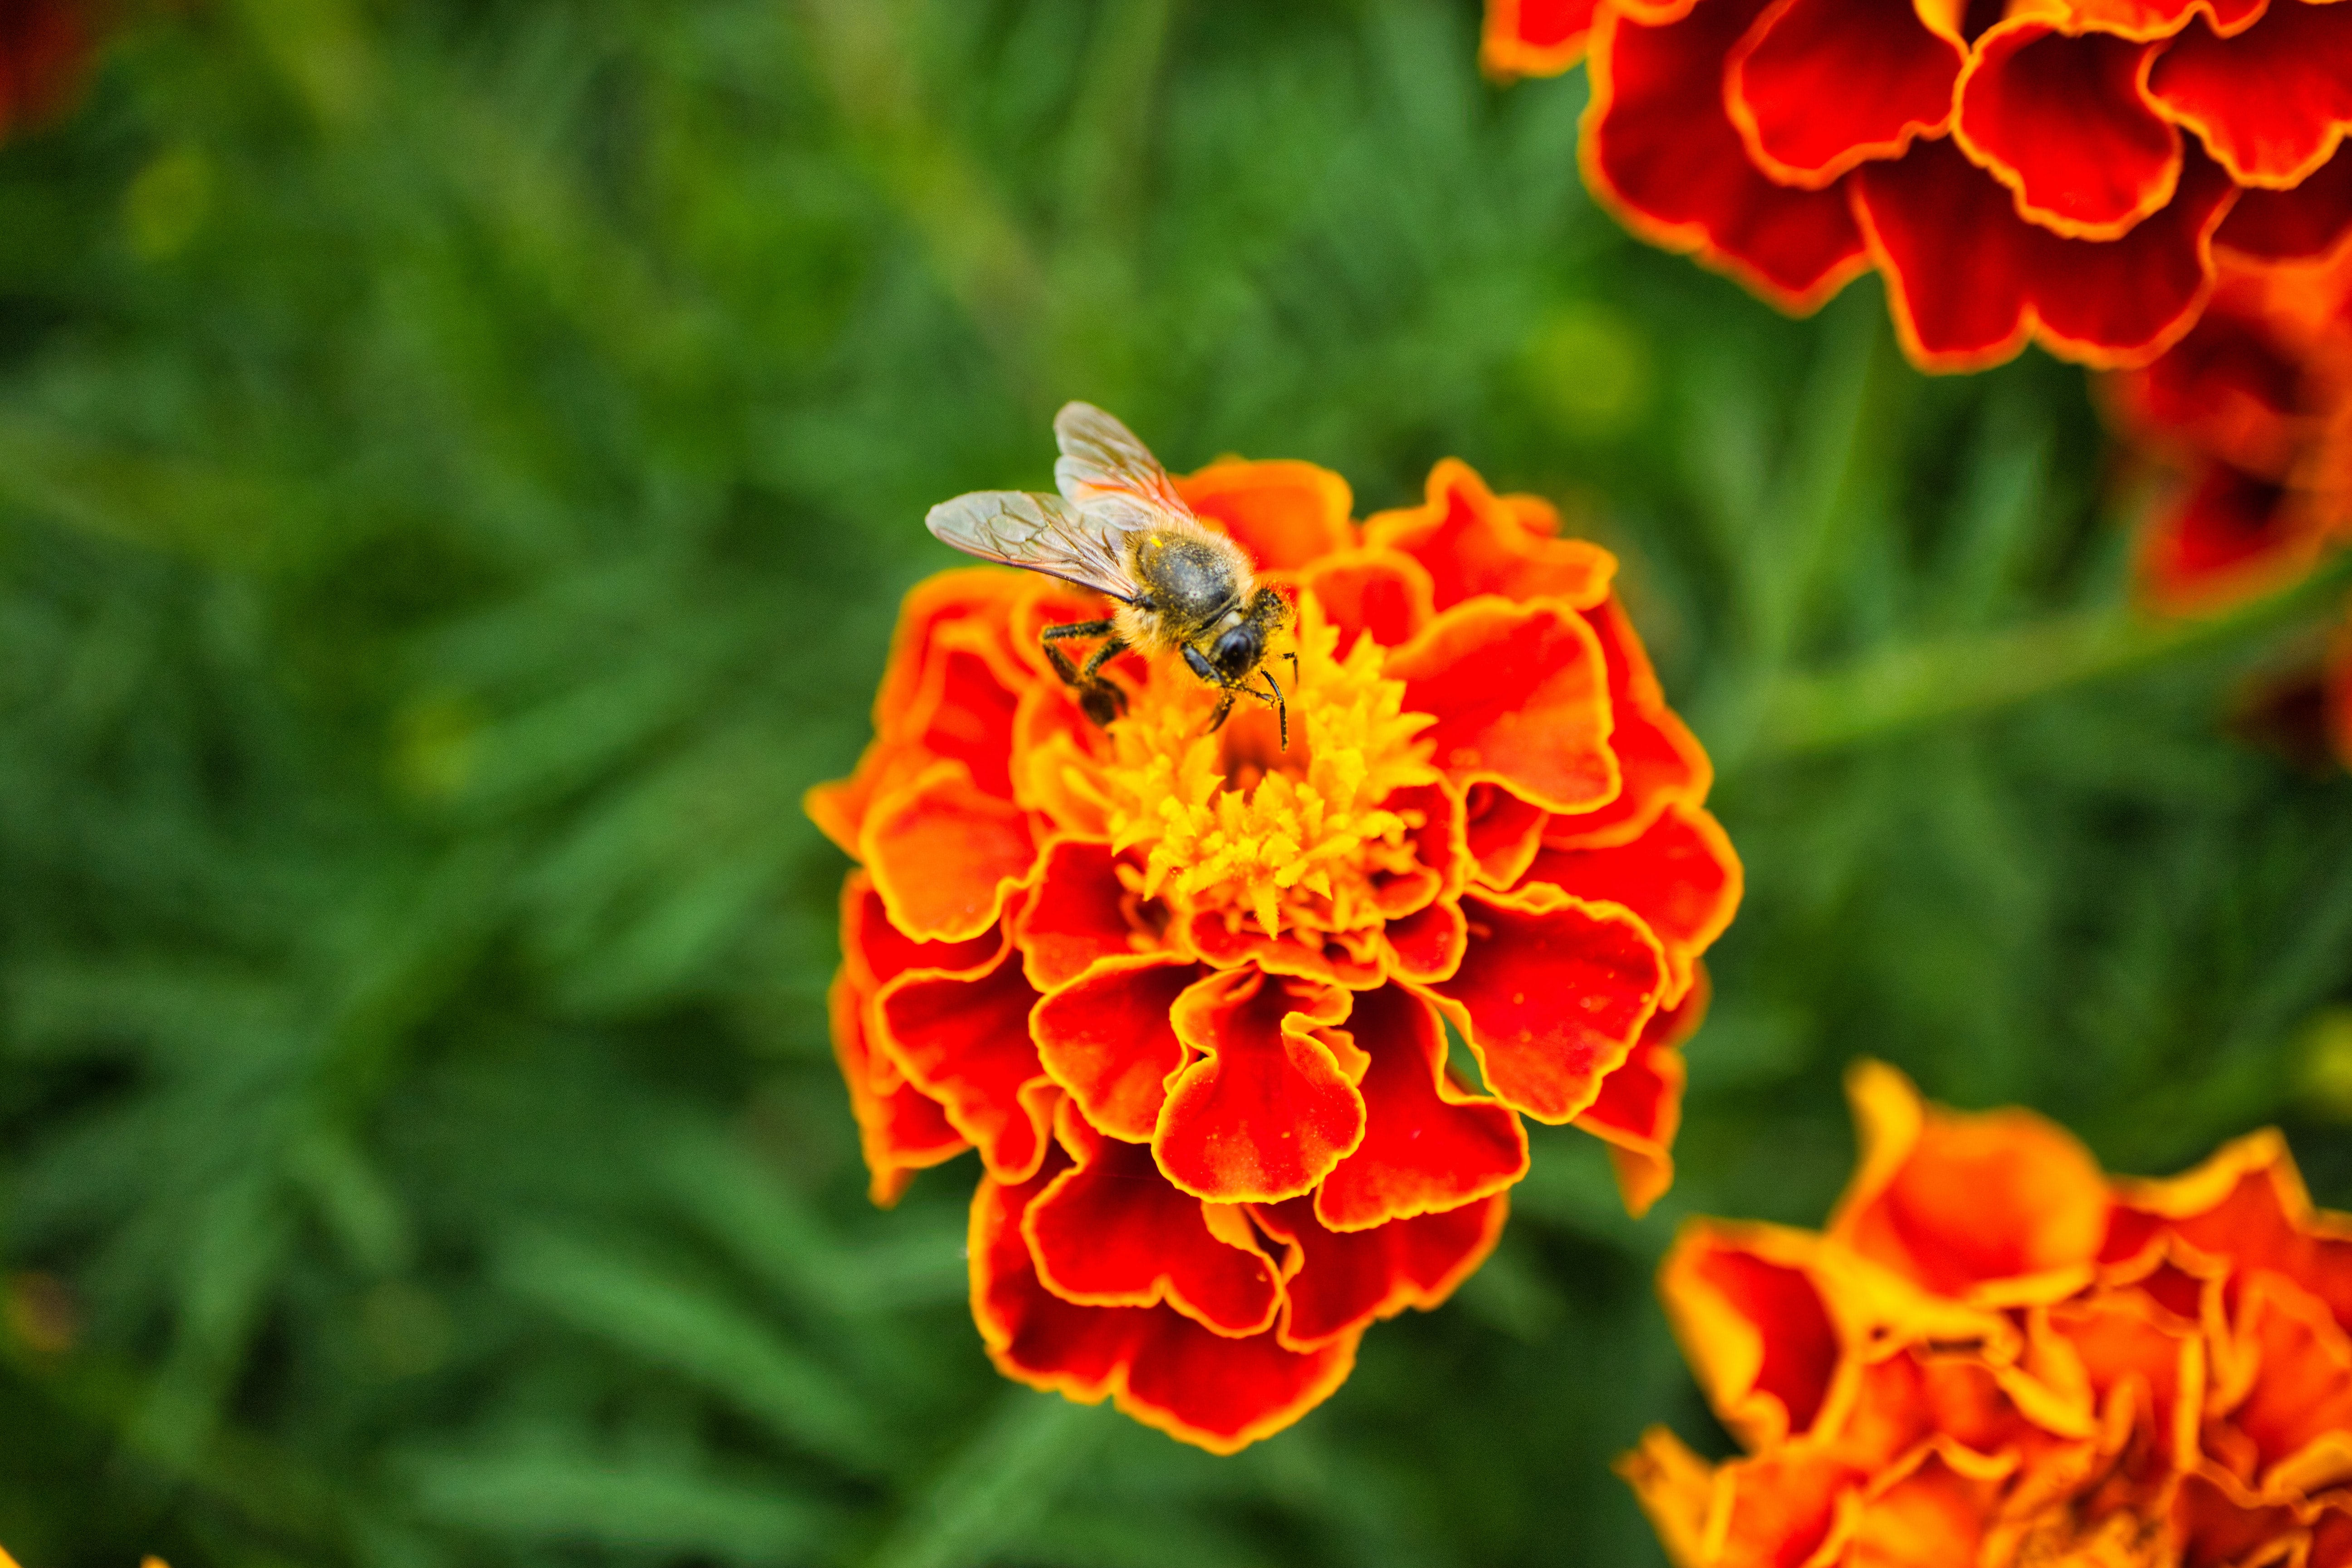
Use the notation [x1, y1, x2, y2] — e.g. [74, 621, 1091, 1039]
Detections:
[1094, 597, 1439, 942]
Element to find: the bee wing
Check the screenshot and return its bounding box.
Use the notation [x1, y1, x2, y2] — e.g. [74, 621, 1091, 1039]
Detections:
[1052, 402, 1193, 520]
[924, 489, 1147, 604]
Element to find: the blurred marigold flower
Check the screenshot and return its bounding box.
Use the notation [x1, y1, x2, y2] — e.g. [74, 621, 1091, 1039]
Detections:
[808, 454, 1739, 1451]
[1484, 0, 2352, 373]
[0, 1, 98, 139]
[1623, 1060, 2352, 1568]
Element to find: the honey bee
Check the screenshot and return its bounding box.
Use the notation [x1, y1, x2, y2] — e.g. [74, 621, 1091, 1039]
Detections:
[926, 402, 1298, 746]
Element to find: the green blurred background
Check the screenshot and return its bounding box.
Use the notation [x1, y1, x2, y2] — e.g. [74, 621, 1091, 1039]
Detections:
[3, 1, 2349, 1562]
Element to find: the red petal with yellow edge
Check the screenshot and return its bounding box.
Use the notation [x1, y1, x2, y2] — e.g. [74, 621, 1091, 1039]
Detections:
[1576, 969, 1707, 1219]
[1846, 1447, 2001, 1568]
[1300, 549, 1436, 657]
[1852, 135, 2236, 372]
[1657, 1220, 1843, 1447]
[873, 569, 1032, 740]
[1545, 598, 1712, 852]
[829, 968, 967, 1207]
[900, 631, 1024, 799]
[1183, 912, 1388, 989]
[1727, 0, 1962, 189]
[2215, 1274, 2352, 1485]
[876, 940, 1054, 1184]
[970, 1154, 1360, 1455]
[1423, 890, 1665, 1123]
[2108, 288, 2308, 480]
[2104, 1127, 2352, 1331]
[2047, 1290, 2204, 1472]
[1392, 597, 1618, 815]
[1155, 968, 1367, 1204]
[1176, 459, 1355, 572]
[1583, 0, 1870, 313]
[1361, 459, 1616, 615]
[1483, 0, 1602, 78]
[1031, 955, 1200, 1142]
[840, 871, 1003, 993]
[1379, 900, 1469, 985]
[1830, 1060, 2110, 1301]
[1025, 1101, 1284, 1337]
[1955, 25, 2181, 240]
[861, 760, 1037, 944]
[1618, 1428, 1856, 1568]
[1521, 801, 1741, 1008]
[2149, 1, 2352, 187]
[1255, 1193, 1509, 1351]
[1013, 838, 1143, 990]
[2218, 143, 2352, 261]
[1465, 782, 1551, 889]
[1313, 984, 1528, 1232]
[2135, 464, 2324, 614]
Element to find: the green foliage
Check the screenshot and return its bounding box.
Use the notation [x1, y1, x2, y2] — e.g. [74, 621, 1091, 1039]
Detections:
[0, 0, 2346, 1563]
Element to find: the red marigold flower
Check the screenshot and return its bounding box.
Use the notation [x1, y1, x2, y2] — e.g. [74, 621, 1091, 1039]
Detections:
[1485, 0, 2352, 372]
[808, 449, 1740, 1450]
[1623, 1060, 2352, 1568]
[0, 1, 98, 140]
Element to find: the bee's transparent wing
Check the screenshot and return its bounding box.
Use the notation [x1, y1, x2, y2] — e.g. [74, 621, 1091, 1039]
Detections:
[1052, 402, 1192, 520]
[924, 490, 1146, 604]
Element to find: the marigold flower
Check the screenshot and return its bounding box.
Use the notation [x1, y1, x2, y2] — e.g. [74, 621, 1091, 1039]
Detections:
[0, 1, 97, 140]
[1484, 0, 2352, 372]
[1623, 1060, 2352, 1568]
[809, 453, 1740, 1450]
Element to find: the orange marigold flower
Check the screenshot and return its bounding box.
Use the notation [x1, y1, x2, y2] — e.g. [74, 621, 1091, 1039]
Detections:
[1623, 1060, 2352, 1568]
[1484, 0, 2352, 372]
[809, 451, 1740, 1451]
[0, 1, 98, 140]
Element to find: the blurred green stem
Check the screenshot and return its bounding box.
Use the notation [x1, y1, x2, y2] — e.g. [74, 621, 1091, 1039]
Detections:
[1752, 560, 2350, 758]
[867, 1391, 1106, 1568]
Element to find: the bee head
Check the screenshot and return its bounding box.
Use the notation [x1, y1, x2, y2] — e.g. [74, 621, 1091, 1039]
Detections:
[1206, 622, 1263, 683]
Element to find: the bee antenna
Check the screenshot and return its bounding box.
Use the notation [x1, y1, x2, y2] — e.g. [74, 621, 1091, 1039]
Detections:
[1260, 667, 1289, 751]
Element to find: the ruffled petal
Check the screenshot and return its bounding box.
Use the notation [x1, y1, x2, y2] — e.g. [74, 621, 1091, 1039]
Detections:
[1013, 838, 1145, 990]
[1464, 782, 1552, 889]
[862, 760, 1039, 944]
[2104, 1127, 2352, 1331]
[1254, 1193, 1509, 1351]
[1360, 460, 1617, 615]
[1378, 899, 1470, 985]
[1955, 24, 2181, 240]
[876, 939, 1054, 1183]
[1852, 134, 2236, 371]
[2106, 284, 2309, 480]
[840, 870, 1003, 991]
[1727, 0, 1963, 188]
[1176, 459, 1355, 572]
[1391, 597, 1619, 815]
[1424, 889, 1666, 1123]
[829, 968, 968, 1207]
[875, 568, 1034, 743]
[1155, 968, 1369, 1204]
[1584, 0, 1871, 311]
[2217, 142, 2352, 261]
[1520, 800, 1743, 1007]
[1313, 984, 1529, 1231]
[1025, 1101, 1285, 1337]
[2148, 0, 2352, 188]
[1483, 0, 1604, 77]
[2215, 1273, 2352, 1490]
[1830, 1060, 2110, 1303]
[1575, 968, 1707, 1219]
[1657, 1219, 1846, 1448]
[2135, 462, 2325, 612]
[1300, 549, 1437, 657]
[1031, 955, 1200, 1142]
[1545, 599, 1714, 853]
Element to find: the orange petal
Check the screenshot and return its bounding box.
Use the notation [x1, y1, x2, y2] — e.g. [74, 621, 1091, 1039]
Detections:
[1544, 597, 1714, 853]
[1657, 1219, 1847, 1448]
[1013, 838, 1146, 990]
[1362, 459, 1617, 615]
[1726, 0, 1962, 189]
[1176, 458, 1355, 572]
[1465, 781, 1552, 890]
[1425, 890, 1666, 1123]
[828, 967, 968, 1207]
[876, 940, 1054, 1184]
[1300, 549, 1438, 656]
[2215, 1272, 2352, 1493]
[1155, 968, 1368, 1204]
[1576, 968, 1707, 1219]
[1830, 1060, 2110, 1303]
[1955, 24, 2182, 240]
[1313, 984, 1529, 1231]
[1255, 1193, 1509, 1351]
[1026, 1101, 1285, 1337]
[2218, 141, 2352, 262]
[1484, 0, 1603, 78]
[1391, 596, 1619, 815]
[2106, 1127, 2352, 1333]
[861, 760, 1039, 944]
[1031, 955, 1200, 1142]
[1378, 899, 1470, 985]
[2149, 1, 2352, 188]
[1521, 800, 1743, 1008]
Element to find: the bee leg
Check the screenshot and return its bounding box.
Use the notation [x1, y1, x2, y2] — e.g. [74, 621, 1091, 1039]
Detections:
[1259, 667, 1289, 751]
[1041, 618, 1126, 728]
[1204, 687, 1238, 735]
